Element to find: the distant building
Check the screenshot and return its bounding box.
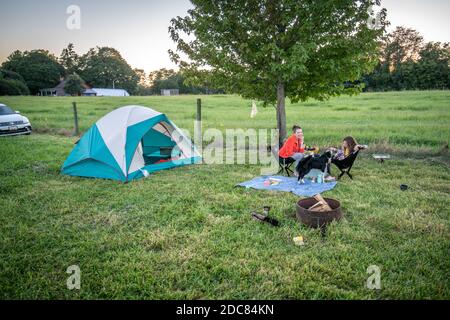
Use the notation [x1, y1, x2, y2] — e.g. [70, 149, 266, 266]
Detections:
[161, 89, 179, 96]
[82, 89, 97, 97]
[39, 80, 71, 96]
[39, 80, 131, 97]
[87, 88, 130, 97]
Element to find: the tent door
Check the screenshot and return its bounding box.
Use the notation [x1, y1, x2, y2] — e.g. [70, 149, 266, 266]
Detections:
[141, 122, 178, 165]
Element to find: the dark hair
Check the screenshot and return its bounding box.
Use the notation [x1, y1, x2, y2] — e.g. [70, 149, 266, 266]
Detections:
[343, 136, 358, 153]
[292, 125, 302, 132]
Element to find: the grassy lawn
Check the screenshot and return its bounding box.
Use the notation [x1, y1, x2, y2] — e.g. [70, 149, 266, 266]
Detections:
[0, 91, 449, 299]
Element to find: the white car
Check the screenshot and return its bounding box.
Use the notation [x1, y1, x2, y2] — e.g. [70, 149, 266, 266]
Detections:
[0, 103, 32, 136]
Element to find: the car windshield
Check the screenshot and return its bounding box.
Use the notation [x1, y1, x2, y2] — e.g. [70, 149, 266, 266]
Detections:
[0, 105, 15, 115]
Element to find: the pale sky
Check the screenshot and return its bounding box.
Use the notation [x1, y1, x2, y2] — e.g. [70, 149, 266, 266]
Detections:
[0, 0, 449, 73]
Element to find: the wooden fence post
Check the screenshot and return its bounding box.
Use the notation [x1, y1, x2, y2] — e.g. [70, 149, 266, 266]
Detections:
[196, 98, 202, 122]
[194, 98, 202, 162]
[72, 102, 79, 136]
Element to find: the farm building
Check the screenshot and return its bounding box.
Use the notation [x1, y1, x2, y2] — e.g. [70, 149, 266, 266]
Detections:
[39, 80, 84, 96]
[87, 88, 130, 97]
[161, 89, 179, 96]
[39, 79, 130, 97]
[82, 89, 97, 97]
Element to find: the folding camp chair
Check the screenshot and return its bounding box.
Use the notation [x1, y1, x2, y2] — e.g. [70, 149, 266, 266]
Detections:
[277, 147, 319, 176]
[277, 156, 296, 176]
[269, 143, 296, 177]
[331, 150, 360, 180]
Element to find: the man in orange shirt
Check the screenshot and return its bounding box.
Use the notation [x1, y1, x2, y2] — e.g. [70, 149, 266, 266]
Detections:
[279, 125, 305, 174]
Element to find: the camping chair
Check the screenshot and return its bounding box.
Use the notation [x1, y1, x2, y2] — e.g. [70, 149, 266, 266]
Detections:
[331, 150, 360, 180]
[278, 157, 296, 176]
[269, 143, 296, 177]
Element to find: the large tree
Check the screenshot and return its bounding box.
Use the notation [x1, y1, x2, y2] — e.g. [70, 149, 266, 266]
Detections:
[60, 43, 81, 75]
[1, 50, 64, 94]
[169, 0, 387, 143]
[78, 47, 139, 94]
[148, 68, 221, 94]
[382, 26, 423, 69]
[148, 68, 179, 94]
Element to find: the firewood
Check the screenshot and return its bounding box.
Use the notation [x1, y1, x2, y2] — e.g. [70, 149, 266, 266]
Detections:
[311, 194, 332, 211]
[310, 203, 329, 212]
[309, 201, 324, 211]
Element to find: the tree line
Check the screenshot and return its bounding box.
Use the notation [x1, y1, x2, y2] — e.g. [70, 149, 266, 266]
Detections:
[0, 27, 448, 97]
[0, 45, 139, 96]
[363, 27, 450, 91]
[0, 44, 220, 96]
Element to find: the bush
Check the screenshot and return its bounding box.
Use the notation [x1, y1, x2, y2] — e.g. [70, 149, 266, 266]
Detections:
[0, 79, 30, 96]
[0, 69, 26, 83]
[64, 74, 84, 96]
[0, 69, 30, 95]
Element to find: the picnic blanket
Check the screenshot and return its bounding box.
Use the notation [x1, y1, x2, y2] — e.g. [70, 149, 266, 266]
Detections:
[236, 175, 337, 197]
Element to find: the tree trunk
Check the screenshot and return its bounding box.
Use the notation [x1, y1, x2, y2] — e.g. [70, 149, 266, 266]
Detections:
[276, 82, 287, 147]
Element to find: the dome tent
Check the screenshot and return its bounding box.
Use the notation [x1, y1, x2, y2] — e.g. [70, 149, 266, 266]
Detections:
[62, 105, 201, 182]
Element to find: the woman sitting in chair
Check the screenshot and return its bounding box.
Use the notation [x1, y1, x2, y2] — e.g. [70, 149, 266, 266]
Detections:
[330, 136, 363, 160]
[327, 136, 366, 180]
[278, 125, 306, 173]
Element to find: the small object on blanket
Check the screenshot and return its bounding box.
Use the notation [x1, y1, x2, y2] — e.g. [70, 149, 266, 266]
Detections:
[269, 177, 282, 185]
[264, 178, 281, 186]
[317, 173, 324, 184]
[251, 212, 280, 227]
[293, 235, 305, 246]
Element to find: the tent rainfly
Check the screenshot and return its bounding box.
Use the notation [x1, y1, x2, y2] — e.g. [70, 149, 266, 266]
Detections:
[61, 105, 201, 182]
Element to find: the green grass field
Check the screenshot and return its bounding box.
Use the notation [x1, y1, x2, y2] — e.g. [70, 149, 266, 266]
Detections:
[0, 91, 449, 299]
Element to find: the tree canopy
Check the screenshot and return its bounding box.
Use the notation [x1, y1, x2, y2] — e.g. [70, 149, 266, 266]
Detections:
[169, 0, 387, 142]
[1, 50, 64, 94]
[78, 47, 140, 94]
[1, 22, 447, 99]
[364, 27, 450, 91]
[144, 68, 221, 95]
[60, 43, 81, 76]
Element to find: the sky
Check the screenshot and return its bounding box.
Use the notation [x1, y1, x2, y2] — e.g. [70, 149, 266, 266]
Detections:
[0, 0, 449, 73]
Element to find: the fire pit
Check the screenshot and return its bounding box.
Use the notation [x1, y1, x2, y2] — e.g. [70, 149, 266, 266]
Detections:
[296, 197, 342, 228]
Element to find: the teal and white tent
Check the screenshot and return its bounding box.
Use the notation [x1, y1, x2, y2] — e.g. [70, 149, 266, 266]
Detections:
[62, 105, 201, 182]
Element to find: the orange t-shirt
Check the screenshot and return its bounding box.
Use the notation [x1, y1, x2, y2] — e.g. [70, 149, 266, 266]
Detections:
[279, 135, 305, 158]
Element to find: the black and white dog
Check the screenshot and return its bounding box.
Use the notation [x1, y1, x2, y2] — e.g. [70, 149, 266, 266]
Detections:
[296, 150, 336, 183]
